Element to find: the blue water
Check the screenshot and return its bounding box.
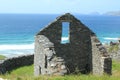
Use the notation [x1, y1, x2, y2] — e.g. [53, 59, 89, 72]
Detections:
[0, 14, 120, 57]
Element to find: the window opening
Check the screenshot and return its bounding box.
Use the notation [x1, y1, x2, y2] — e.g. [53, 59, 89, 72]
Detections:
[61, 22, 70, 44]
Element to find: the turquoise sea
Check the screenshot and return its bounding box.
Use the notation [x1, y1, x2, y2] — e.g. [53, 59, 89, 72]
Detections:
[0, 14, 120, 57]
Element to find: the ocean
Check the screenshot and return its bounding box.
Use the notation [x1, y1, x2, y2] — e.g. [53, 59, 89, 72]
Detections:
[0, 14, 120, 57]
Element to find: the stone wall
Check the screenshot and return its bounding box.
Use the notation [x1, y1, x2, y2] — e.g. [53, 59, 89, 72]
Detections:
[0, 54, 34, 74]
[91, 35, 112, 75]
[109, 42, 120, 61]
[34, 13, 112, 76]
[34, 13, 93, 76]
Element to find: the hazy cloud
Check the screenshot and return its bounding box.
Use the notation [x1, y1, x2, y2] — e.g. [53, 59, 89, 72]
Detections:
[0, 0, 119, 14]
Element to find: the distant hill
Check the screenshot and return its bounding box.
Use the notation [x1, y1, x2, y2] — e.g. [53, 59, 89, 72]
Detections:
[105, 11, 120, 16]
[88, 12, 101, 15]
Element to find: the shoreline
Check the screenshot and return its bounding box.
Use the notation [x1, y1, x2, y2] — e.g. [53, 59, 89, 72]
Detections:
[0, 37, 120, 58]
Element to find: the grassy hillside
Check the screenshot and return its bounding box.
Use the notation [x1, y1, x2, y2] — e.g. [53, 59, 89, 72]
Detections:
[0, 55, 6, 60]
[0, 60, 120, 80]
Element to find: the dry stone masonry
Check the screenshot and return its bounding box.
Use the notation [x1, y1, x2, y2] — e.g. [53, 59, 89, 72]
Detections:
[109, 41, 120, 61]
[34, 13, 112, 76]
[0, 54, 33, 74]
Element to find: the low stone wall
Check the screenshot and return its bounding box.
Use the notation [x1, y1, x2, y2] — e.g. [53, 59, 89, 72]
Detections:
[109, 42, 120, 61]
[0, 54, 34, 74]
[110, 53, 120, 61]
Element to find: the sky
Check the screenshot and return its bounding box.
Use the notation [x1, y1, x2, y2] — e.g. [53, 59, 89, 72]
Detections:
[0, 0, 120, 14]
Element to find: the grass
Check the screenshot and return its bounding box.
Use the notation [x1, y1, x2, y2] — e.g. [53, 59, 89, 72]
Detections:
[0, 65, 34, 80]
[112, 60, 120, 71]
[0, 55, 6, 60]
[0, 60, 120, 80]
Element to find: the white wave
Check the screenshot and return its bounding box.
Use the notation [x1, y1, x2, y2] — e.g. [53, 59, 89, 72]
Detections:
[104, 37, 120, 40]
[1, 52, 34, 58]
[61, 37, 69, 41]
[0, 43, 34, 51]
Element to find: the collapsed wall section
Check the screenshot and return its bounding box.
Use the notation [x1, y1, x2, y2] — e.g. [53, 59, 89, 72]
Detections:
[91, 35, 112, 75]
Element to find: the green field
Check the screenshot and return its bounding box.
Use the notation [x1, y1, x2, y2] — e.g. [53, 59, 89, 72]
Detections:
[0, 60, 120, 80]
[0, 55, 6, 60]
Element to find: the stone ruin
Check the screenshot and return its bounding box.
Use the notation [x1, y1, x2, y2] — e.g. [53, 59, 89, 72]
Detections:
[34, 13, 112, 76]
[109, 40, 120, 60]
